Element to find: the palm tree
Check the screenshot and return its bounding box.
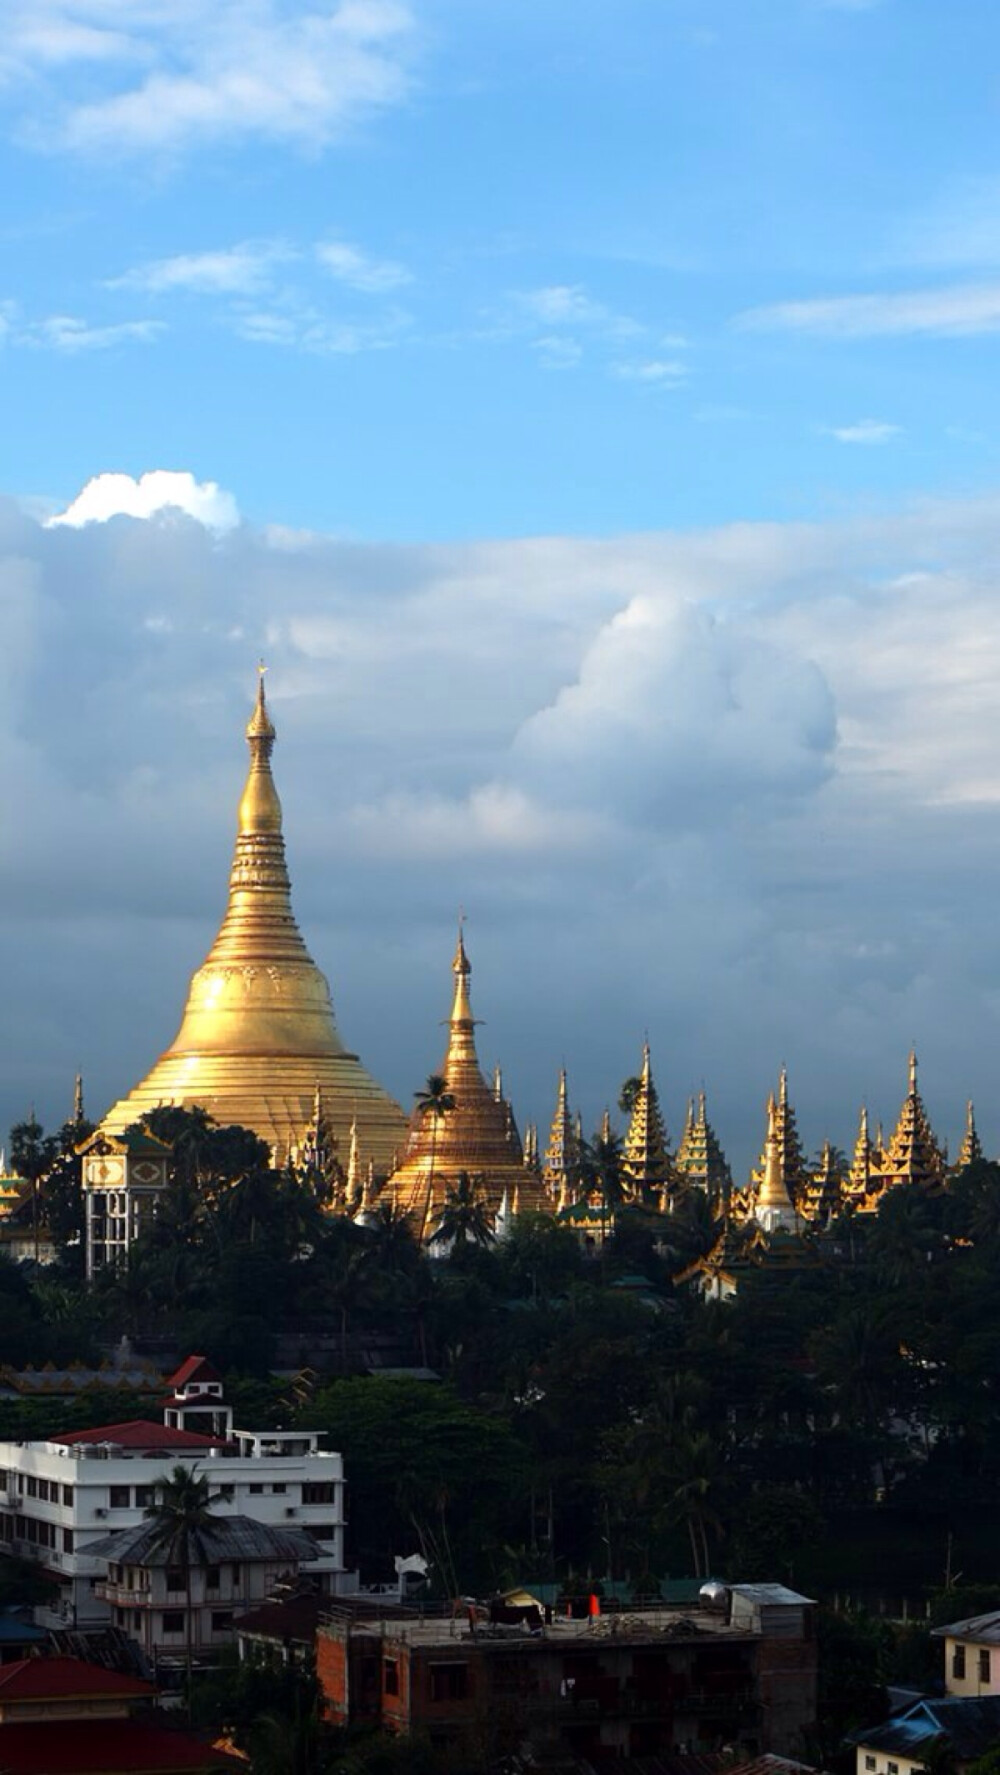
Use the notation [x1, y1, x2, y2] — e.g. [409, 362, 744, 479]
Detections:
[413, 1074, 455, 1244]
[431, 1171, 495, 1251]
[144, 1465, 217, 1709]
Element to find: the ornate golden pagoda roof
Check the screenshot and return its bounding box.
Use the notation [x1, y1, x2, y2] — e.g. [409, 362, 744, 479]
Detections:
[386, 928, 547, 1238]
[542, 1069, 577, 1203]
[880, 1050, 946, 1191]
[100, 673, 407, 1171]
[750, 1067, 808, 1211]
[751, 1087, 800, 1232]
[674, 1089, 732, 1204]
[798, 1139, 843, 1225]
[841, 1103, 883, 1213]
[954, 1099, 984, 1172]
[621, 1043, 674, 1206]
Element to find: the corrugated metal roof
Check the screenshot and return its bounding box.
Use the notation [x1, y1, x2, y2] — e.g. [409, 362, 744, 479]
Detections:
[83, 1514, 319, 1567]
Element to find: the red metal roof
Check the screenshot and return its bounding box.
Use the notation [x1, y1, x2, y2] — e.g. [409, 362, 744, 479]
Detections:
[52, 1420, 222, 1450]
[0, 1656, 153, 1701]
[165, 1356, 223, 1391]
[0, 1719, 240, 1772]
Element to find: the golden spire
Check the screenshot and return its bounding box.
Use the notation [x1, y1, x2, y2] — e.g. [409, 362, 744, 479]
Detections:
[881, 1049, 945, 1193]
[752, 1089, 799, 1233]
[73, 1073, 85, 1126]
[99, 676, 407, 1168]
[622, 1042, 674, 1208]
[384, 927, 544, 1236]
[675, 1086, 732, 1207]
[955, 1100, 984, 1172]
[543, 1069, 575, 1201]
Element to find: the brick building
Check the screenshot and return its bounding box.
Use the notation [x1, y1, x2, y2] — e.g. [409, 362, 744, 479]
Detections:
[316, 1583, 817, 1766]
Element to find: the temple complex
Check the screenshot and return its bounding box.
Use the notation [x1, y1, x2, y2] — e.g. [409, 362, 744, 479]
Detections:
[100, 676, 407, 1173]
[385, 929, 547, 1239]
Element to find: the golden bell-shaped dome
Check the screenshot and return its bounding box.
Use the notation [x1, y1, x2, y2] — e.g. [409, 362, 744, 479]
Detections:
[100, 673, 407, 1170]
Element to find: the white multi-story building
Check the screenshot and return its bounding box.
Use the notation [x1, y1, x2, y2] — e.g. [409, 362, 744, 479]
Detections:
[0, 1357, 353, 1629]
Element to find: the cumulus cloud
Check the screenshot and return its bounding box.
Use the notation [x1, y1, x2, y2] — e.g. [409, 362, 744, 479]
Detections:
[4, 483, 1000, 1176]
[1, 1, 416, 156]
[46, 470, 239, 531]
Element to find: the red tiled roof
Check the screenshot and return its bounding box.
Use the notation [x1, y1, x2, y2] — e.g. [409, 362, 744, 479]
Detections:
[165, 1356, 223, 1390]
[52, 1420, 222, 1450]
[0, 1656, 153, 1701]
[0, 1720, 240, 1772]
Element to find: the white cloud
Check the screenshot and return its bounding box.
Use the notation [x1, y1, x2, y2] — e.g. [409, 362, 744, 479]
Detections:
[2, 1, 416, 157]
[46, 470, 239, 531]
[316, 239, 412, 293]
[111, 243, 292, 296]
[23, 315, 164, 351]
[514, 285, 640, 337]
[739, 282, 1000, 338]
[613, 358, 687, 385]
[825, 419, 901, 445]
[532, 335, 583, 370]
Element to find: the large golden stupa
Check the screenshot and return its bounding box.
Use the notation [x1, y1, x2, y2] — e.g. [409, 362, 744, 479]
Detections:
[388, 928, 548, 1238]
[100, 674, 407, 1171]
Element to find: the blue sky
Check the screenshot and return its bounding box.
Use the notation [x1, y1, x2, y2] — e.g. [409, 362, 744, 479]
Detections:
[6, 0, 1000, 538]
[4, 0, 1000, 1176]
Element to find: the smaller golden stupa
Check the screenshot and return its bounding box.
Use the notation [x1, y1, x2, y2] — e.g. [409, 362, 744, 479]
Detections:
[387, 927, 548, 1239]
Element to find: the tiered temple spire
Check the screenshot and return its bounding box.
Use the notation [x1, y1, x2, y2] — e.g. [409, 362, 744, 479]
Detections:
[674, 1090, 732, 1206]
[542, 1070, 577, 1205]
[621, 1044, 674, 1208]
[880, 1050, 946, 1193]
[955, 1100, 983, 1172]
[100, 673, 407, 1170]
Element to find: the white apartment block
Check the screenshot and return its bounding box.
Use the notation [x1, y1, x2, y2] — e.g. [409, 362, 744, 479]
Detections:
[0, 1357, 354, 1630]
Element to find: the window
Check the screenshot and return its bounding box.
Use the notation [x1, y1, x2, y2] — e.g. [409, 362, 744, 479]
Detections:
[303, 1483, 336, 1505]
[133, 1610, 141, 1630]
[166, 1569, 184, 1595]
[110, 1486, 130, 1509]
[231, 1565, 241, 1588]
[63, 1528, 73, 1554]
[981, 1649, 991, 1683]
[135, 1487, 152, 1508]
[953, 1645, 967, 1680]
[213, 1486, 234, 1503]
[271, 1484, 287, 1495]
[309, 1525, 336, 1543]
[864, 1759, 876, 1771]
[26, 1477, 37, 1499]
[887, 1762, 898, 1774]
[249, 1483, 264, 1495]
[37, 1479, 49, 1502]
[162, 1612, 184, 1634]
[62, 1485, 72, 1507]
[429, 1663, 469, 1702]
[206, 1567, 220, 1591]
[384, 1659, 399, 1697]
[211, 1611, 234, 1632]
